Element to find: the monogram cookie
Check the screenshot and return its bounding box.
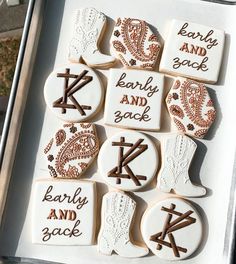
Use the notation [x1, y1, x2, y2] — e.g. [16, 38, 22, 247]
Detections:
[44, 63, 103, 122]
[157, 134, 206, 197]
[69, 7, 115, 68]
[166, 77, 216, 138]
[44, 123, 99, 179]
[104, 68, 164, 131]
[110, 17, 161, 70]
[98, 191, 149, 257]
[160, 19, 225, 83]
[98, 131, 158, 191]
[141, 198, 203, 260]
[32, 179, 96, 245]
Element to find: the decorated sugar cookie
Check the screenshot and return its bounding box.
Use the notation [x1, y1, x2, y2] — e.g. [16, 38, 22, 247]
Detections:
[157, 134, 206, 197]
[69, 7, 115, 68]
[166, 77, 216, 138]
[44, 63, 103, 122]
[98, 131, 158, 191]
[44, 123, 99, 179]
[141, 198, 202, 260]
[104, 68, 164, 131]
[110, 17, 161, 70]
[32, 179, 96, 245]
[160, 19, 225, 83]
[98, 191, 149, 258]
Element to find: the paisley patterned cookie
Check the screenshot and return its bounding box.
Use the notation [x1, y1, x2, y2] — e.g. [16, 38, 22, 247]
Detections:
[32, 179, 96, 245]
[141, 198, 203, 260]
[98, 191, 149, 257]
[160, 19, 225, 83]
[44, 63, 104, 123]
[69, 7, 115, 68]
[44, 123, 99, 179]
[166, 77, 216, 138]
[110, 17, 161, 70]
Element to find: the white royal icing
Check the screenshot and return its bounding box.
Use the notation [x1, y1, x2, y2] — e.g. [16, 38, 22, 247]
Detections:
[160, 19, 225, 83]
[44, 63, 103, 122]
[98, 131, 158, 191]
[98, 191, 149, 258]
[69, 7, 115, 68]
[104, 68, 164, 131]
[157, 134, 206, 197]
[32, 179, 96, 245]
[141, 198, 203, 260]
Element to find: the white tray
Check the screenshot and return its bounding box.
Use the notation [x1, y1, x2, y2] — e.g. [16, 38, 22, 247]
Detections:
[1, 0, 236, 263]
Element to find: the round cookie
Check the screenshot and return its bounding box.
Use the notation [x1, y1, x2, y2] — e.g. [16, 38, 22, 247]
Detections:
[141, 198, 202, 260]
[44, 63, 103, 122]
[98, 131, 158, 191]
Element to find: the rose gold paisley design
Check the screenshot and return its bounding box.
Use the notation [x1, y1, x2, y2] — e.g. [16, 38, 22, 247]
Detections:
[44, 138, 54, 154]
[169, 105, 184, 119]
[80, 123, 92, 129]
[166, 78, 216, 139]
[55, 130, 99, 178]
[55, 129, 66, 146]
[180, 80, 216, 128]
[112, 40, 126, 54]
[121, 18, 159, 63]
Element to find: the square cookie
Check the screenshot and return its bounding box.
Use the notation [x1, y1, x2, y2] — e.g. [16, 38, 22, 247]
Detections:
[104, 69, 164, 131]
[160, 19, 225, 83]
[32, 179, 96, 245]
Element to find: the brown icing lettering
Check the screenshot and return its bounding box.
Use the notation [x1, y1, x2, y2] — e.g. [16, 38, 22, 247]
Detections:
[177, 23, 218, 49]
[173, 56, 209, 72]
[42, 185, 88, 210]
[42, 219, 82, 242]
[116, 73, 159, 97]
[179, 42, 207, 56]
[114, 106, 151, 123]
[120, 94, 147, 106]
[47, 209, 77, 221]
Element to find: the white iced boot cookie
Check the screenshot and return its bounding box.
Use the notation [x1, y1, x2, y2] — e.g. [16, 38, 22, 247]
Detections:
[104, 68, 164, 131]
[157, 134, 206, 197]
[69, 7, 115, 68]
[166, 77, 216, 139]
[98, 191, 149, 258]
[110, 17, 161, 70]
[142, 198, 203, 260]
[32, 179, 96, 245]
[44, 63, 103, 122]
[159, 19, 225, 83]
[98, 131, 158, 191]
[44, 123, 99, 179]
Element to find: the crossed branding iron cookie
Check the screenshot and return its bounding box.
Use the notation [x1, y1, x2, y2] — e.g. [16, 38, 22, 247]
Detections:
[111, 17, 161, 70]
[141, 198, 203, 260]
[69, 7, 115, 68]
[157, 134, 206, 197]
[32, 179, 96, 245]
[98, 191, 149, 258]
[160, 19, 225, 83]
[104, 68, 164, 131]
[44, 123, 99, 179]
[98, 131, 158, 191]
[166, 77, 216, 139]
[44, 63, 103, 122]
